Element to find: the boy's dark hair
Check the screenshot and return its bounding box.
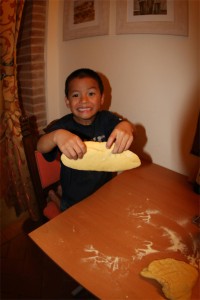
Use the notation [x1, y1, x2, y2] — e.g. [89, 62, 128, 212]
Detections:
[65, 68, 104, 97]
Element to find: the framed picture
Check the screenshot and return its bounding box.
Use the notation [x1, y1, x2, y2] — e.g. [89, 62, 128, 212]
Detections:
[63, 0, 110, 41]
[116, 0, 188, 36]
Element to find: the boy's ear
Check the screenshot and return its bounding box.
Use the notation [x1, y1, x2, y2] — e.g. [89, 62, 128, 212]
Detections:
[65, 97, 70, 108]
[101, 93, 105, 105]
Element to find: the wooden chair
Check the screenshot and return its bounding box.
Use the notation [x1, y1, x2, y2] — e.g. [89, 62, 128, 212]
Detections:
[20, 115, 61, 222]
[20, 115, 88, 296]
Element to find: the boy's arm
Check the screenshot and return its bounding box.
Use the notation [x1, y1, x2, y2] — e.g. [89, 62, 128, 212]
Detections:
[106, 121, 135, 154]
[37, 129, 86, 159]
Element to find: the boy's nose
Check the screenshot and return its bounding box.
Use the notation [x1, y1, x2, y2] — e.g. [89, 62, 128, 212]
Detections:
[80, 94, 88, 102]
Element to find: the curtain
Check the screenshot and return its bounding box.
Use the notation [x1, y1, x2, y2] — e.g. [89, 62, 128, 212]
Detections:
[0, 0, 39, 220]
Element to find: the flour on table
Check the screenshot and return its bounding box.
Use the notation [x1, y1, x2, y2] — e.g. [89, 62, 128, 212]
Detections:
[81, 242, 157, 274]
[58, 238, 64, 243]
[127, 208, 160, 224]
[186, 233, 200, 268]
[176, 218, 189, 227]
[162, 227, 188, 254]
[81, 245, 130, 274]
[187, 255, 200, 269]
[137, 225, 142, 229]
[132, 240, 159, 261]
[81, 212, 198, 275]
[81, 222, 161, 272]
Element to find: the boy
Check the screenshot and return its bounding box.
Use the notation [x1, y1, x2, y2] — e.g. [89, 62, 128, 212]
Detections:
[37, 68, 134, 211]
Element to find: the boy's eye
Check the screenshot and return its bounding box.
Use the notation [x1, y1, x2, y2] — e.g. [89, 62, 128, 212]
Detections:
[71, 93, 80, 98]
[88, 91, 95, 96]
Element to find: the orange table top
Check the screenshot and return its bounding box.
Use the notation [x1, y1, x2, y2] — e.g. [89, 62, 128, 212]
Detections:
[29, 162, 200, 299]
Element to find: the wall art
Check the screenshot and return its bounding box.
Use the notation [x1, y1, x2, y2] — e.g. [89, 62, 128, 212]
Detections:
[116, 0, 188, 36]
[63, 0, 110, 40]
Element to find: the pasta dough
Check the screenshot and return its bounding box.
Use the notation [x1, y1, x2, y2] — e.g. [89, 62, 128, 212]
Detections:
[61, 141, 141, 172]
[140, 258, 198, 300]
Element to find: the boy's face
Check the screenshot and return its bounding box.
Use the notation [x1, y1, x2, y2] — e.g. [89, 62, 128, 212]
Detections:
[65, 77, 104, 125]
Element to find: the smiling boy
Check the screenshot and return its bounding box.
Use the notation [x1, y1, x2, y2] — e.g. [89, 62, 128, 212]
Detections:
[37, 68, 134, 211]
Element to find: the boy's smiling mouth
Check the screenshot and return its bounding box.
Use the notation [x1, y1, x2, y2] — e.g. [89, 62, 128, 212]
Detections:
[77, 107, 92, 112]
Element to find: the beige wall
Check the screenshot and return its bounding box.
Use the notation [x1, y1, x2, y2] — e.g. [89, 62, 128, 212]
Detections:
[46, 0, 199, 176]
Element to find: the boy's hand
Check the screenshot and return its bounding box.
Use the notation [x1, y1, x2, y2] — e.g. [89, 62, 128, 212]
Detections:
[54, 129, 86, 159]
[106, 121, 134, 154]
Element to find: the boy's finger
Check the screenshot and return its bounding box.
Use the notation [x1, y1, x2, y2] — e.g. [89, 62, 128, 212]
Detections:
[76, 138, 87, 153]
[106, 134, 116, 149]
[112, 140, 123, 154]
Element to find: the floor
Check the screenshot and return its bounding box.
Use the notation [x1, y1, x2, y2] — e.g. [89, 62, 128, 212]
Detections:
[0, 217, 97, 300]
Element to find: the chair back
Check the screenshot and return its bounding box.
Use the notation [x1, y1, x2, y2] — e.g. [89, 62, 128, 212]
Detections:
[35, 151, 60, 189]
[20, 115, 61, 221]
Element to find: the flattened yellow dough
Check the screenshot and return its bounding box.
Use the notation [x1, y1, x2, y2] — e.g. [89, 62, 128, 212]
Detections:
[61, 141, 141, 172]
[140, 258, 198, 300]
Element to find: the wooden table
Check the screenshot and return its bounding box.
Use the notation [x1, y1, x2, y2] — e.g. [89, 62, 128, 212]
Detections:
[29, 162, 200, 299]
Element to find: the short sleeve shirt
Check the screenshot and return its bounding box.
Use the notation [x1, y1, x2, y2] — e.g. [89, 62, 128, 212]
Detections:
[43, 110, 122, 210]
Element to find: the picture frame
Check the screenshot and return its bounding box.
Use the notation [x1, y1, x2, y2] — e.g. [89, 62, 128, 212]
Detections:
[63, 0, 110, 41]
[116, 0, 188, 36]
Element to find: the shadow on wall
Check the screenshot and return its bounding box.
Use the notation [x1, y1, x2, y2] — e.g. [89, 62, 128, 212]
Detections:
[130, 123, 152, 163]
[99, 72, 112, 111]
[98, 72, 151, 163]
[180, 89, 199, 180]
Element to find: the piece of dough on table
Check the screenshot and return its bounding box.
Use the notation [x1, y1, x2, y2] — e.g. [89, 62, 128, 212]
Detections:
[140, 258, 198, 300]
[61, 141, 141, 172]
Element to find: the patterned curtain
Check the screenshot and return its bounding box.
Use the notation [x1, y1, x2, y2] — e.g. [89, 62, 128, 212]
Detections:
[0, 0, 39, 220]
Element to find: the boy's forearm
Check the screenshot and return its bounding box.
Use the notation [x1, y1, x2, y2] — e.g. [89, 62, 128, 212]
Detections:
[117, 120, 135, 135]
[37, 129, 86, 159]
[37, 131, 57, 153]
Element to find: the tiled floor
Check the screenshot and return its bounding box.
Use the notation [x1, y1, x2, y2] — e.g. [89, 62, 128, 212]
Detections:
[0, 217, 97, 300]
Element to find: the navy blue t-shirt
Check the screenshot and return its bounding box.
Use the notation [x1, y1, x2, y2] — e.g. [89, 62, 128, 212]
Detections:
[43, 110, 122, 211]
